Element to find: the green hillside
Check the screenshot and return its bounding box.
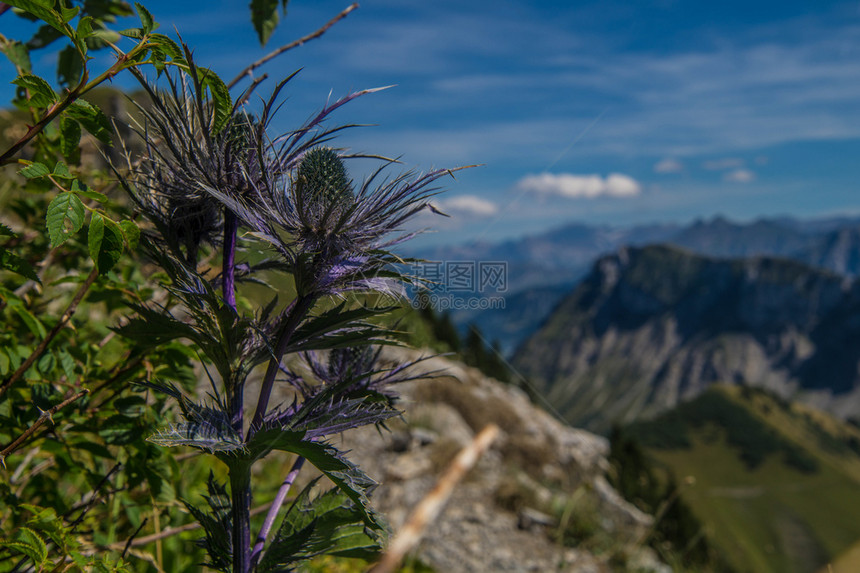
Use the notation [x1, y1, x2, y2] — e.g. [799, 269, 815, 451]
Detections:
[625, 385, 860, 573]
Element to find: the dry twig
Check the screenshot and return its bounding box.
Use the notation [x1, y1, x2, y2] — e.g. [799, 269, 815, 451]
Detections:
[367, 424, 500, 573]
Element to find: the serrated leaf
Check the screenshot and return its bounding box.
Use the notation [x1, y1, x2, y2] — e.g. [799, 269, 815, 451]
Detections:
[118, 27, 143, 39]
[60, 117, 81, 161]
[197, 68, 231, 132]
[76, 15, 93, 39]
[52, 161, 72, 178]
[134, 2, 156, 34]
[12, 73, 57, 108]
[88, 213, 124, 274]
[66, 100, 112, 145]
[72, 178, 107, 202]
[6, 0, 68, 36]
[46, 192, 85, 247]
[259, 481, 383, 571]
[58, 4, 79, 23]
[57, 349, 75, 381]
[0, 248, 40, 282]
[0, 222, 15, 237]
[119, 220, 140, 250]
[0, 39, 32, 73]
[57, 44, 83, 87]
[245, 431, 380, 528]
[18, 161, 50, 178]
[149, 33, 182, 60]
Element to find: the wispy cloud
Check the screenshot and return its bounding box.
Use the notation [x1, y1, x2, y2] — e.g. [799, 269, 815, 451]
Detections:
[655, 158, 684, 173]
[435, 195, 499, 217]
[724, 169, 756, 183]
[516, 173, 641, 199]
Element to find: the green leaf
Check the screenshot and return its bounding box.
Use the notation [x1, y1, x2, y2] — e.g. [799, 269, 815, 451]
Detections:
[0, 526, 48, 566]
[119, 220, 140, 250]
[0, 351, 9, 375]
[71, 179, 106, 202]
[149, 33, 182, 60]
[0, 222, 15, 237]
[76, 15, 94, 39]
[0, 39, 32, 73]
[134, 2, 156, 34]
[12, 305, 46, 339]
[18, 161, 50, 179]
[26, 23, 65, 50]
[88, 213, 124, 273]
[250, 0, 288, 46]
[66, 100, 112, 145]
[57, 44, 83, 87]
[6, 0, 68, 37]
[60, 117, 81, 161]
[197, 67, 232, 133]
[118, 28, 143, 39]
[52, 161, 72, 179]
[57, 349, 75, 381]
[259, 481, 384, 571]
[245, 431, 380, 528]
[58, 4, 80, 23]
[12, 73, 57, 108]
[0, 248, 40, 282]
[46, 192, 85, 247]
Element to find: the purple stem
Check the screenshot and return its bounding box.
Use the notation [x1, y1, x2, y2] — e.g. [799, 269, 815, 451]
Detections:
[223, 210, 243, 436]
[249, 295, 317, 434]
[223, 210, 238, 310]
[230, 462, 253, 573]
[249, 456, 306, 567]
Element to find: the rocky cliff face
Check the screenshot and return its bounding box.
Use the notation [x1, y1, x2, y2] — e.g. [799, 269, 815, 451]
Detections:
[512, 245, 860, 433]
[337, 348, 667, 573]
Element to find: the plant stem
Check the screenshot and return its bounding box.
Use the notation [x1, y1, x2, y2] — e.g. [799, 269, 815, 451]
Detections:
[0, 389, 89, 466]
[223, 209, 243, 435]
[229, 462, 253, 573]
[0, 40, 149, 165]
[249, 295, 317, 434]
[249, 456, 305, 567]
[0, 268, 99, 399]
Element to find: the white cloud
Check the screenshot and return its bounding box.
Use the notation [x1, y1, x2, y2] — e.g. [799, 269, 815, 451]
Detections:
[703, 158, 745, 171]
[516, 172, 641, 199]
[436, 195, 499, 217]
[654, 158, 683, 173]
[723, 169, 756, 183]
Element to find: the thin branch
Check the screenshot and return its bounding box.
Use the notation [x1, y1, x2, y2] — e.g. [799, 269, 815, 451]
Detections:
[111, 502, 275, 549]
[367, 424, 500, 573]
[66, 462, 122, 529]
[227, 3, 359, 89]
[122, 518, 149, 558]
[0, 390, 89, 466]
[250, 456, 305, 567]
[0, 268, 99, 399]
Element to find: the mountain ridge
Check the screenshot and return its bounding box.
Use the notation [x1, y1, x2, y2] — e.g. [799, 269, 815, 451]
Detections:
[512, 244, 860, 433]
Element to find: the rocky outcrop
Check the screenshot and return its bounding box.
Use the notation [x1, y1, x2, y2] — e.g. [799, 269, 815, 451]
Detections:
[338, 348, 665, 573]
[512, 245, 860, 433]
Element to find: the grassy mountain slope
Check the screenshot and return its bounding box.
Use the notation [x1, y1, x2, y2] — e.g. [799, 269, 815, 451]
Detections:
[627, 385, 860, 573]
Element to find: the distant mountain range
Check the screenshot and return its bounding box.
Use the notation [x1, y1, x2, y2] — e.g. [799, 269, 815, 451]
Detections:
[511, 244, 860, 433]
[413, 215, 860, 353]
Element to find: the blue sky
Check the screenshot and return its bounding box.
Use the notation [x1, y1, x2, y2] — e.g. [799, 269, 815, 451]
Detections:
[4, 0, 860, 246]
